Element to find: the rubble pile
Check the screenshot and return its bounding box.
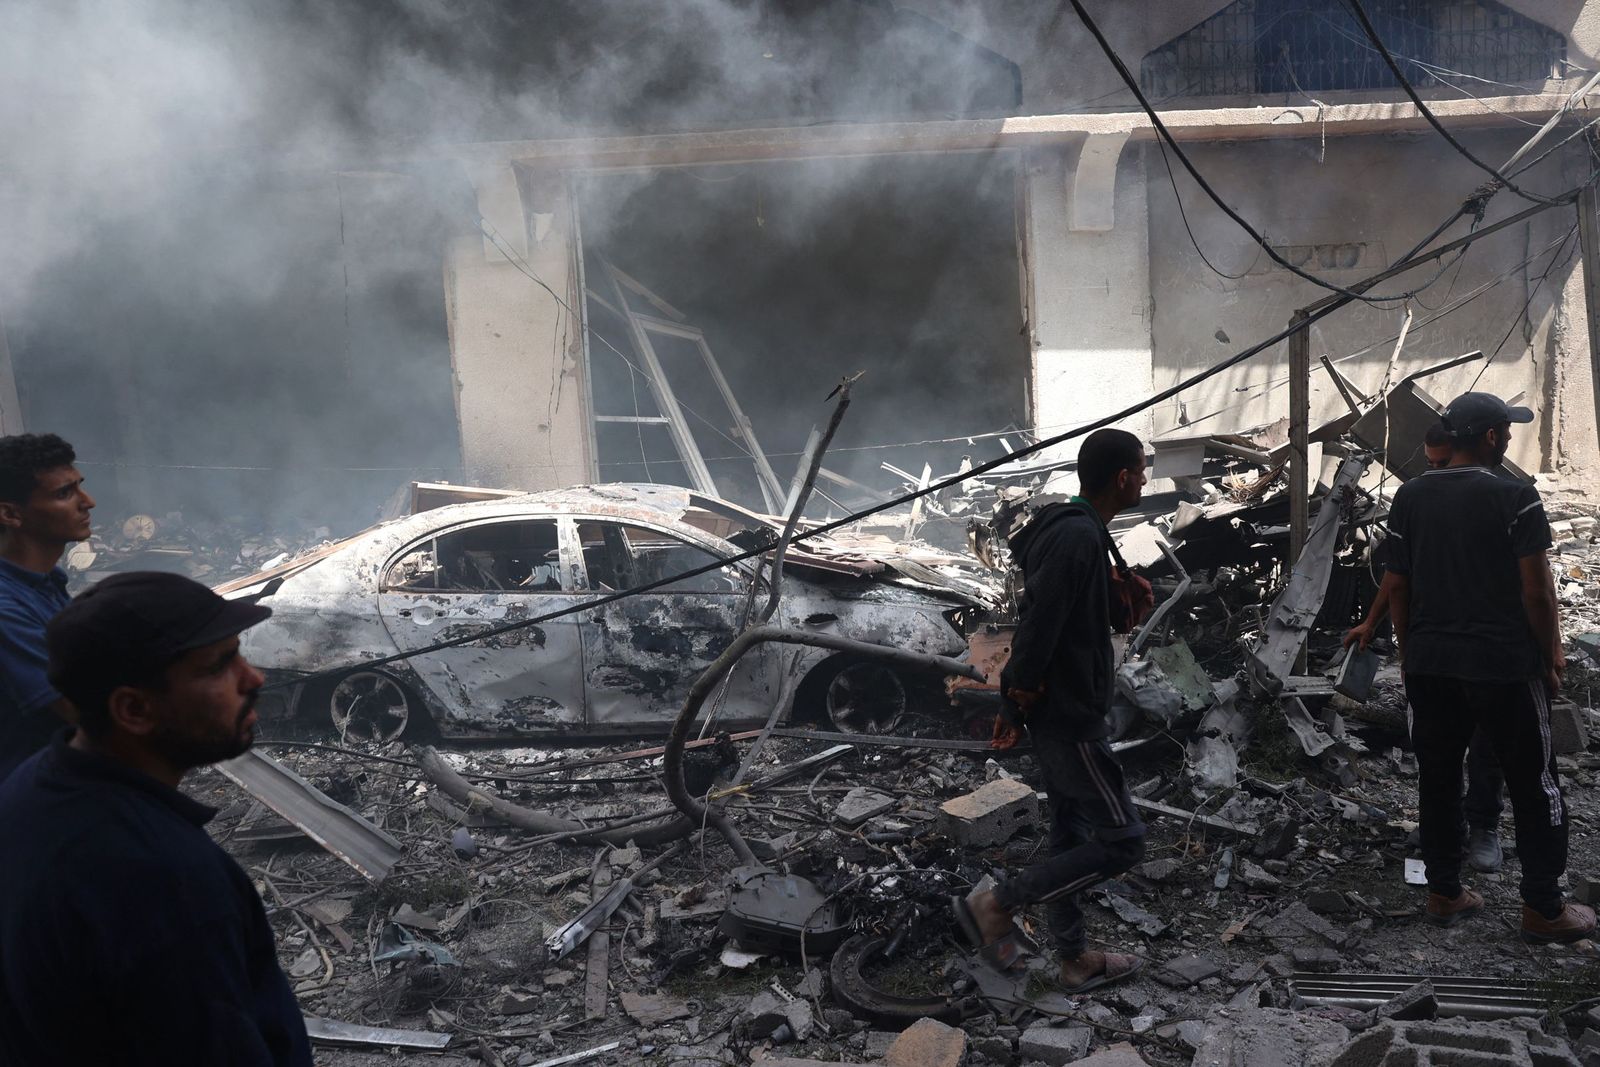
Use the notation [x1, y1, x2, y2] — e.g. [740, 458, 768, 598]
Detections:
[196, 665, 1600, 1067]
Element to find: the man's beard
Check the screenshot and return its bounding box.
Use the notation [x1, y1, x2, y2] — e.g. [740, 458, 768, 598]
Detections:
[154, 692, 258, 770]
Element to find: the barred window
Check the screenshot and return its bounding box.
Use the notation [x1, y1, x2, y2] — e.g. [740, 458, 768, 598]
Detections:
[1141, 0, 1567, 100]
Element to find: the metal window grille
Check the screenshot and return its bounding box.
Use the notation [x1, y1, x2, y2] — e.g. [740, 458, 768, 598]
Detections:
[1141, 0, 1568, 100]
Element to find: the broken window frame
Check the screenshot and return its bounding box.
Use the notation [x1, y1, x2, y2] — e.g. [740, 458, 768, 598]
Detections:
[582, 259, 785, 512]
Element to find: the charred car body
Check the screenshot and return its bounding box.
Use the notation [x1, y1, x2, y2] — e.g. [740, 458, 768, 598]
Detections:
[221, 484, 996, 741]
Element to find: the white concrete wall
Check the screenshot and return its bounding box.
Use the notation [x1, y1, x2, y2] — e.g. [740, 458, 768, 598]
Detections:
[1141, 128, 1584, 477]
[444, 167, 594, 491]
[1024, 142, 1155, 461]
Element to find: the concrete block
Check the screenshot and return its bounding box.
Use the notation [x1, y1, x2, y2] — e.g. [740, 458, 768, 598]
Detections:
[865, 1031, 899, 1058]
[939, 778, 1040, 847]
[1550, 698, 1589, 755]
[1575, 875, 1600, 906]
[1262, 902, 1351, 950]
[884, 1017, 966, 1067]
[1018, 1021, 1092, 1065]
[1329, 1018, 1582, 1067]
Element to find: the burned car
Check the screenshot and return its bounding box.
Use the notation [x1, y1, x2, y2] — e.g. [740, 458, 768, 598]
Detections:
[221, 484, 996, 741]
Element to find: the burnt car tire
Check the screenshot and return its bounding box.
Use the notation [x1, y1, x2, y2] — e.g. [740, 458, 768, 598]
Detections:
[797, 655, 907, 734]
[321, 670, 435, 743]
[829, 933, 973, 1027]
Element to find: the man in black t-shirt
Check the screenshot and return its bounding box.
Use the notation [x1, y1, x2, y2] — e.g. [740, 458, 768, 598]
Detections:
[1387, 392, 1594, 944]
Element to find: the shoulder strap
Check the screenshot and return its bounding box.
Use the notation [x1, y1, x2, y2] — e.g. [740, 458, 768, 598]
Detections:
[1063, 500, 1128, 574]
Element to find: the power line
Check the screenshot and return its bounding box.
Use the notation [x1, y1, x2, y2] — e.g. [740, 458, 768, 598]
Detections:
[1064, 0, 1493, 304]
[1341, 0, 1561, 206]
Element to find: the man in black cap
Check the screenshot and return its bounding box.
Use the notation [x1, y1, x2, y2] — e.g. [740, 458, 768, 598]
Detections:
[0, 571, 312, 1065]
[1385, 392, 1594, 943]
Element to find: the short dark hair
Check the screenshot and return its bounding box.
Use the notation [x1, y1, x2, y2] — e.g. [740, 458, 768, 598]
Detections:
[0, 434, 76, 506]
[1078, 428, 1144, 495]
[1424, 423, 1450, 448]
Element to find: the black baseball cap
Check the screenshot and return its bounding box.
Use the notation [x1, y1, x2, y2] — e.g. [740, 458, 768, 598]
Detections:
[47, 571, 271, 707]
[1441, 391, 1534, 438]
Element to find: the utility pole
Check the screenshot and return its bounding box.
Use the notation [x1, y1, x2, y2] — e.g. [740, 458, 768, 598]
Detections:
[1288, 310, 1312, 675]
[1288, 310, 1311, 567]
[1576, 182, 1600, 447]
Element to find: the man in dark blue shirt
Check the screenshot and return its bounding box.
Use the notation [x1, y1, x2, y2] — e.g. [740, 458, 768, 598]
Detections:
[0, 571, 312, 1065]
[1387, 392, 1594, 945]
[0, 433, 94, 778]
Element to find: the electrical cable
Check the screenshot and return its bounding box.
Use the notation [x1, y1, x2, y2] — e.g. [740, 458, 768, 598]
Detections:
[1341, 0, 1561, 205]
[260, 187, 1578, 693]
[1064, 0, 1493, 304]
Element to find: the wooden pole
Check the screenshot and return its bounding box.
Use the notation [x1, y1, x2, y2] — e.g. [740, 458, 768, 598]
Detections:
[1576, 184, 1600, 448]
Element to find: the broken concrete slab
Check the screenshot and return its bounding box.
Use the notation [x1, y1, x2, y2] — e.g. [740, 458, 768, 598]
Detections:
[1372, 980, 1438, 1024]
[1261, 902, 1351, 950]
[1018, 1020, 1092, 1065]
[1156, 954, 1224, 988]
[835, 787, 898, 829]
[939, 777, 1039, 847]
[1189, 1006, 1350, 1067]
[619, 991, 691, 1026]
[883, 1017, 966, 1067]
[1134, 857, 1184, 883]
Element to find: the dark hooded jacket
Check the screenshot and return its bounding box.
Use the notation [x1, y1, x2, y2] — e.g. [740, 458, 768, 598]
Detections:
[1000, 502, 1114, 740]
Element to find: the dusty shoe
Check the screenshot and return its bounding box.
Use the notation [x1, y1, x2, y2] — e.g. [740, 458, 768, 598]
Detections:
[1058, 950, 1144, 994]
[1520, 902, 1598, 945]
[1466, 828, 1502, 873]
[1424, 888, 1483, 927]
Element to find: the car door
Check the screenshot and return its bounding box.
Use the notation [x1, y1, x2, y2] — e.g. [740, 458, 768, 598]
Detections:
[376, 517, 586, 733]
[570, 518, 779, 730]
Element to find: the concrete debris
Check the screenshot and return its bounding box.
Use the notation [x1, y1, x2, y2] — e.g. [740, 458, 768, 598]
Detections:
[1157, 954, 1225, 988]
[1372, 980, 1438, 1024]
[834, 787, 899, 828]
[883, 1017, 966, 1067]
[1018, 1021, 1093, 1064]
[1189, 1006, 1351, 1067]
[938, 777, 1039, 847]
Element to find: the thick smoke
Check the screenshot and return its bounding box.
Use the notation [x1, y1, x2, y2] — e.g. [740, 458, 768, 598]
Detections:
[0, 0, 1026, 533]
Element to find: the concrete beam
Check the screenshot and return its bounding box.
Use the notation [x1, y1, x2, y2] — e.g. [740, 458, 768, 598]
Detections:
[1070, 130, 1130, 232]
[410, 93, 1584, 171]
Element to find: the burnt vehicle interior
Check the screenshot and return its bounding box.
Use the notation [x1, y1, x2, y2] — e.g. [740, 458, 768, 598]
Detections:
[385, 520, 565, 593]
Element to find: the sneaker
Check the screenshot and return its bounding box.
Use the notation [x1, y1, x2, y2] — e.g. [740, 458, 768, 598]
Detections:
[1520, 902, 1597, 945]
[1425, 887, 1484, 927]
[1466, 828, 1503, 873]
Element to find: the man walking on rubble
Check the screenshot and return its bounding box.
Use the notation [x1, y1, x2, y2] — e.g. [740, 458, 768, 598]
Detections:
[1386, 392, 1594, 943]
[1345, 422, 1506, 873]
[0, 571, 312, 1065]
[953, 427, 1151, 990]
[0, 433, 94, 778]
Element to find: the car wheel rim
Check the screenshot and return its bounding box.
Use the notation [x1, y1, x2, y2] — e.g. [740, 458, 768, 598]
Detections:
[330, 672, 410, 743]
[825, 662, 905, 734]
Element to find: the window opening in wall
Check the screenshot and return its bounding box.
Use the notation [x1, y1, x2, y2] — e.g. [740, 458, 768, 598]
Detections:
[573, 152, 1030, 540]
[1141, 0, 1568, 100]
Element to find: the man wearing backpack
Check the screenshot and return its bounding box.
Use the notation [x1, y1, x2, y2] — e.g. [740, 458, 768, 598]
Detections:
[953, 427, 1151, 992]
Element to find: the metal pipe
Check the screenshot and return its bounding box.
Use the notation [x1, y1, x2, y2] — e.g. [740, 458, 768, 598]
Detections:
[663, 626, 984, 864]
